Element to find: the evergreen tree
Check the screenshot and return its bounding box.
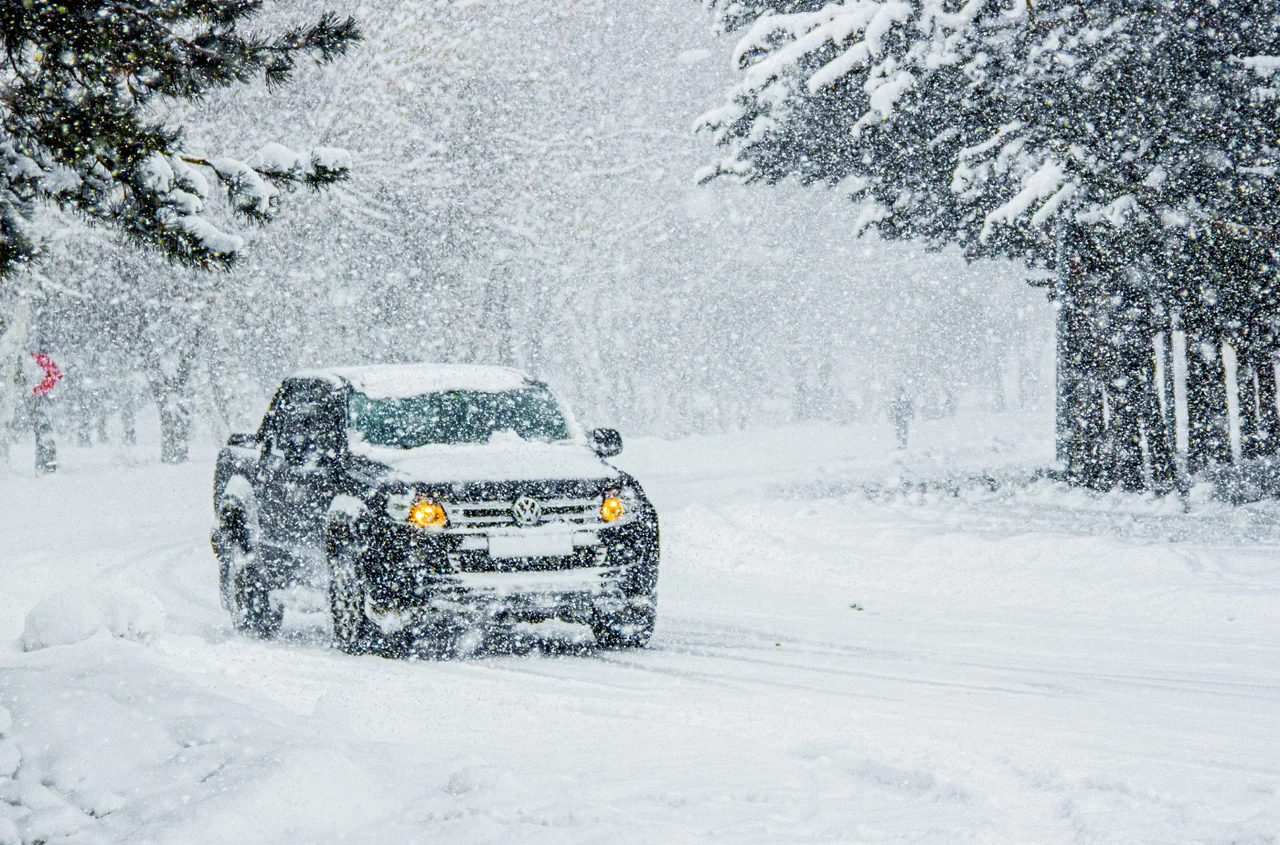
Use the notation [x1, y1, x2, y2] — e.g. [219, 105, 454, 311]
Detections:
[700, 0, 1280, 491]
[0, 0, 360, 283]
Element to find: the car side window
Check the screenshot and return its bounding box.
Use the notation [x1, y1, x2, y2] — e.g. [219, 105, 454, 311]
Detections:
[308, 391, 345, 459]
[272, 381, 342, 466]
[258, 386, 288, 451]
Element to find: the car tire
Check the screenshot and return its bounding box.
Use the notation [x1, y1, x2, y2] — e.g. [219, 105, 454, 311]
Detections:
[223, 517, 284, 638]
[215, 508, 249, 612]
[329, 541, 381, 655]
[216, 536, 236, 613]
[591, 600, 656, 650]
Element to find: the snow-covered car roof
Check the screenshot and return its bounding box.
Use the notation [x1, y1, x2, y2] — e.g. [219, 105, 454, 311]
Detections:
[294, 363, 532, 399]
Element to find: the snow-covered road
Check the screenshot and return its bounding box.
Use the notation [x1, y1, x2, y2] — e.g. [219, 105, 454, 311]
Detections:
[2, 413, 1278, 844]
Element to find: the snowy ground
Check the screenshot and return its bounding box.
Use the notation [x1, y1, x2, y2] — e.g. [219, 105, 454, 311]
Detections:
[2, 410, 1278, 844]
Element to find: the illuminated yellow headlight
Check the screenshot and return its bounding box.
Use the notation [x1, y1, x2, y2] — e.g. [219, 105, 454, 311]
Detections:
[407, 499, 447, 528]
[601, 496, 624, 522]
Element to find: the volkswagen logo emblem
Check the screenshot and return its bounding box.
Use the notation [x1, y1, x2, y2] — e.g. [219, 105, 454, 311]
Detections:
[512, 496, 542, 527]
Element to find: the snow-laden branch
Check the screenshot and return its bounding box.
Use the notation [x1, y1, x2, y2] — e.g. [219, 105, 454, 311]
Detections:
[698, 1, 1005, 183]
[980, 158, 1070, 242]
[110, 143, 356, 264]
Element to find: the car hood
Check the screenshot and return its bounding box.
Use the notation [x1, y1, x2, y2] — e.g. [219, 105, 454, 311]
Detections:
[352, 439, 620, 485]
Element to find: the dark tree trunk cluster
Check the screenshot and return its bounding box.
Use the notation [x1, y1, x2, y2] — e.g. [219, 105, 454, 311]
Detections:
[1051, 222, 1280, 495]
[1056, 286, 1177, 493]
[1057, 298, 1280, 493]
[1183, 331, 1232, 475]
[1234, 345, 1280, 461]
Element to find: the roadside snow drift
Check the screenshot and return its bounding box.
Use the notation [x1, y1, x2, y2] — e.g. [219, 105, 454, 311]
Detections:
[22, 589, 165, 652]
[1, 414, 1278, 843]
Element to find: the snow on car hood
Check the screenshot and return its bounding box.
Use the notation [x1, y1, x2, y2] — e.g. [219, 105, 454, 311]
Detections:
[352, 437, 620, 484]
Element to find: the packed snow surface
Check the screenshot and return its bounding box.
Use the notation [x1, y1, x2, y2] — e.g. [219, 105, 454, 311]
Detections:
[2, 410, 1278, 843]
[305, 363, 530, 398]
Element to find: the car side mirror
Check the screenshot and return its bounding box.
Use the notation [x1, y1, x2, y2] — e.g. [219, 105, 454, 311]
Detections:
[227, 432, 259, 448]
[590, 428, 623, 458]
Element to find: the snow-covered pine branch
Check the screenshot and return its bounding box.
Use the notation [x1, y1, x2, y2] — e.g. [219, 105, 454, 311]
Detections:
[699, 0, 1280, 490]
[706, 2, 1274, 254]
[700, 0, 1280, 270]
[697, 1, 996, 182]
[114, 141, 353, 267]
[0, 0, 362, 280]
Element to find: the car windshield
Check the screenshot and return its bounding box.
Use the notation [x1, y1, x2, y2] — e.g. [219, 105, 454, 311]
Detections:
[348, 386, 572, 448]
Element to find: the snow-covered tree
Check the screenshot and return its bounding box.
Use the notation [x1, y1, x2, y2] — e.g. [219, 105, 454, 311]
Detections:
[0, 0, 361, 466]
[700, 0, 1280, 491]
[0, 0, 360, 282]
[4, 0, 1047, 471]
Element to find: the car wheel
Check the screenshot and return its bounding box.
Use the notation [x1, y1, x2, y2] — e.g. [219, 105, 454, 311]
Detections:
[329, 542, 379, 655]
[226, 523, 283, 638]
[216, 540, 236, 613]
[215, 508, 248, 612]
[591, 600, 656, 650]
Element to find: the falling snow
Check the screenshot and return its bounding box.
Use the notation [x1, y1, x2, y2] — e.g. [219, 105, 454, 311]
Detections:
[2, 1, 1279, 843]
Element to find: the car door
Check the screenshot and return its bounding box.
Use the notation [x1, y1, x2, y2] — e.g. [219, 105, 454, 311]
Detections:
[255, 382, 292, 551]
[257, 379, 342, 565]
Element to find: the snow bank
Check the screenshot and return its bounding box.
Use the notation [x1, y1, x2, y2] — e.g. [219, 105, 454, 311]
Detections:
[0, 706, 16, 780]
[22, 589, 165, 652]
[0, 706, 19, 845]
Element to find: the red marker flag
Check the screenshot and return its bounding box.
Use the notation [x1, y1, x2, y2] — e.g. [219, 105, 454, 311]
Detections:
[30, 353, 62, 396]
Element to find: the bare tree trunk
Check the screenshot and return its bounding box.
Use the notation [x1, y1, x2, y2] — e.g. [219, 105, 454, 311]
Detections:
[1055, 304, 1073, 466]
[156, 394, 191, 464]
[1236, 347, 1278, 460]
[1238, 349, 1263, 460]
[815, 359, 835, 421]
[990, 352, 1006, 412]
[1017, 319, 1042, 410]
[0, 296, 33, 466]
[1141, 334, 1179, 493]
[121, 390, 137, 446]
[1185, 333, 1230, 474]
[27, 394, 56, 474]
[794, 358, 814, 422]
[1106, 376, 1144, 491]
[1149, 326, 1185, 493]
[1155, 329, 1175, 426]
[1102, 325, 1161, 493]
[74, 381, 93, 447]
[1158, 326, 1181, 486]
[149, 347, 195, 465]
[1257, 353, 1279, 457]
[1058, 299, 1107, 488]
[197, 358, 233, 445]
[94, 399, 109, 445]
[1109, 329, 1178, 494]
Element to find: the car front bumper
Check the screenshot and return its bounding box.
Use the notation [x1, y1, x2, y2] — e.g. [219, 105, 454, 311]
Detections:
[362, 563, 654, 633]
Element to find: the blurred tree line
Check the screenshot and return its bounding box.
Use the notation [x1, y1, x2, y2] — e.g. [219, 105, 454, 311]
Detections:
[2, 0, 1047, 470]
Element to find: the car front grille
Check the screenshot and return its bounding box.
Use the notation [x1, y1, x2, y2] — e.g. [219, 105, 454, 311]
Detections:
[446, 544, 609, 573]
[442, 497, 602, 532]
